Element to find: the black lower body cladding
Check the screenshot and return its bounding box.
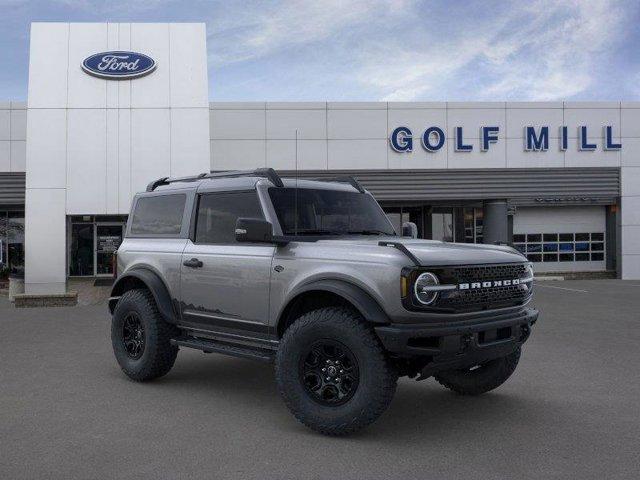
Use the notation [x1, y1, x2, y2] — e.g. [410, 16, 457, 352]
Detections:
[374, 307, 538, 377]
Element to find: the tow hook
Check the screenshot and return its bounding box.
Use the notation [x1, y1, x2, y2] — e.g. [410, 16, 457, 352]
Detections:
[460, 333, 473, 353]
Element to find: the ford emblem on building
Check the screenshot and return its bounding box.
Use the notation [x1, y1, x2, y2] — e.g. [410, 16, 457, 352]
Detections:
[81, 51, 156, 79]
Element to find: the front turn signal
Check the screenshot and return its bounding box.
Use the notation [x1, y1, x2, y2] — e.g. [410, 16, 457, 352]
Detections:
[401, 275, 408, 298]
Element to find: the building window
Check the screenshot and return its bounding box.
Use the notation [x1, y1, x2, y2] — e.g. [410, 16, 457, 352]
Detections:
[68, 216, 127, 277]
[0, 211, 25, 277]
[513, 232, 605, 263]
[463, 207, 484, 243]
[69, 223, 95, 276]
[431, 208, 454, 242]
[382, 205, 425, 237]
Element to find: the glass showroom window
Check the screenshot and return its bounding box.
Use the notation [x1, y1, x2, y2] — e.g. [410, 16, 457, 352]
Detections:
[0, 211, 25, 277]
[0, 212, 5, 278]
[463, 208, 483, 243]
[513, 232, 605, 263]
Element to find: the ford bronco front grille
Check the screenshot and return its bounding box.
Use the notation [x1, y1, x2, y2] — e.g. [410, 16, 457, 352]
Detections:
[432, 263, 532, 312]
[450, 263, 528, 283]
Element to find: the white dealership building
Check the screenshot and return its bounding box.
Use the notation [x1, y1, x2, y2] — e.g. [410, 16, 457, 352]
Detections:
[1, 22, 640, 296]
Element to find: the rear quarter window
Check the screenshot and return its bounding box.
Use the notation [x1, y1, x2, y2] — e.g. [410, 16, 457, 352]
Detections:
[130, 194, 186, 236]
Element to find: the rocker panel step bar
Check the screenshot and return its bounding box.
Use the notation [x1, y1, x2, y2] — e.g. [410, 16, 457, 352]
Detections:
[170, 336, 275, 363]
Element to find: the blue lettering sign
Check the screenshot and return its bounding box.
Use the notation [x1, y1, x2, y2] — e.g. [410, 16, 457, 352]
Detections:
[422, 126, 445, 152]
[481, 126, 499, 151]
[388, 123, 618, 154]
[82, 51, 156, 80]
[604, 126, 622, 151]
[560, 126, 568, 151]
[579, 126, 597, 151]
[454, 127, 472, 152]
[525, 126, 549, 151]
[389, 126, 413, 152]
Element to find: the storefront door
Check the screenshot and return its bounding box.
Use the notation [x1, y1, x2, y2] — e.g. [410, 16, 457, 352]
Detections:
[69, 223, 95, 276]
[95, 224, 124, 276]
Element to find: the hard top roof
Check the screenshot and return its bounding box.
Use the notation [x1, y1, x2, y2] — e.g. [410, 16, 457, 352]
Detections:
[146, 168, 366, 194]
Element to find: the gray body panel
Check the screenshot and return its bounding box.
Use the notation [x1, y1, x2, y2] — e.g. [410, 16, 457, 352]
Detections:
[269, 237, 526, 326]
[180, 241, 275, 327]
[116, 237, 187, 303]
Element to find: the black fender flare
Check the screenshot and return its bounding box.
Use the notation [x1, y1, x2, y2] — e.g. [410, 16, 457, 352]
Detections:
[109, 268, 177, 324]
[282, 279, 390, 325]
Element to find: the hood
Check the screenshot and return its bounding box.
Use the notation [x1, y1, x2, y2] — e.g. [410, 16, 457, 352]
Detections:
[315, 236, 527, 266]
[394, 238, 526, 266]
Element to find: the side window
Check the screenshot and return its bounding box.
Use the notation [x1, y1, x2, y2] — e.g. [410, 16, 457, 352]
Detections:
[195, 191, 264, 244]
[130, 194, 186, 236]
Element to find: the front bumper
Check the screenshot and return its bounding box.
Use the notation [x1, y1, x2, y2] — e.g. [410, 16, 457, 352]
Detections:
[375, 307, 538, 375]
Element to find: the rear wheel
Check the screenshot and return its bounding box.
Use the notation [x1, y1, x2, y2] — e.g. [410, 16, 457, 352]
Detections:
[111, 289, 179, 382]
[434, 347, 521, 395]
[275, 307, 397, 436]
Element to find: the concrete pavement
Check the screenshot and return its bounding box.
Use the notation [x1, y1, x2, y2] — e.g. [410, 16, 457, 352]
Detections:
[1, 280, 639, 479]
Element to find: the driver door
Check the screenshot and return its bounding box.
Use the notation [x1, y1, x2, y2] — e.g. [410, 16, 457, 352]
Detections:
[179, 191, 275, 336]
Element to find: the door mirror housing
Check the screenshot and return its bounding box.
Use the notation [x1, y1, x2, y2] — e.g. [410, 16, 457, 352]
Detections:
[235, 218, 274, 243]
[402, 221, 418, 239]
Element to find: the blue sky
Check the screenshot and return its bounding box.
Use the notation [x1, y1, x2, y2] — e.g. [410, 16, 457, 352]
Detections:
[1, 0, 639, 101]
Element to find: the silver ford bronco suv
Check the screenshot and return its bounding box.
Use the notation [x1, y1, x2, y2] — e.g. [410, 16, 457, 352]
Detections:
[109, 168, 538, 436]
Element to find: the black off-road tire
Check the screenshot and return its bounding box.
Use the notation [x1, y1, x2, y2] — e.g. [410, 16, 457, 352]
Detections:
[434, 347, 521, 396]
[111, 288, 179, 382]
[275, 307, 397, 436]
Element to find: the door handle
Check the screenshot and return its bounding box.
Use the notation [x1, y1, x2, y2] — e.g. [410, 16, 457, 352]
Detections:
[183, 258, 203, 268]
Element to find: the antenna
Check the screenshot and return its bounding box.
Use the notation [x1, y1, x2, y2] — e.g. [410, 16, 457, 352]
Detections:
[294, 129, 299, 236]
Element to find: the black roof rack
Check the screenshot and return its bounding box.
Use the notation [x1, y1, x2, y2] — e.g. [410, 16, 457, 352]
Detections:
[146, 168, 284, 192]
[304, 176, 366, 193]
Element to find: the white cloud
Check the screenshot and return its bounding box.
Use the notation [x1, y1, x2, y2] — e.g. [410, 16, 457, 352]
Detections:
[208, 0, 412, 66]
[357, 0, 627, 101]
[26, 0, 175, 11]
[480, 0, 625, 100]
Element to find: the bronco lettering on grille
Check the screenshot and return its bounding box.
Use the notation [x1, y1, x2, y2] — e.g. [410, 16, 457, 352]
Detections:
[458, 279, 521, 290]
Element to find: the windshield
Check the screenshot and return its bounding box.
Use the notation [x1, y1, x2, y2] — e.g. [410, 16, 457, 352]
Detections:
[268, 188, 396, 236]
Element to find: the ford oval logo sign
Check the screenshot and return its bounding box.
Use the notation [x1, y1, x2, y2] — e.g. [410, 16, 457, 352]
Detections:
[82, 51, 156, 80]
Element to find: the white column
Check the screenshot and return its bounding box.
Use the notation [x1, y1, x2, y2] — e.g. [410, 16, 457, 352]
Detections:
[24, 22, 210, 294]
[620, 167, 640, 279]
[621, 104, 640, 279]
[25, 190, 66, 294]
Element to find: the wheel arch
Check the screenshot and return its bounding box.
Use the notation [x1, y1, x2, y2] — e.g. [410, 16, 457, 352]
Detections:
[109, 268, 178, 324]
[276, 279, 390, 338]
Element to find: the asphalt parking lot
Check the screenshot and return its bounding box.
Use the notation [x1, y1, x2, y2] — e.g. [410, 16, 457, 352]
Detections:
[1, 280, 639, 480]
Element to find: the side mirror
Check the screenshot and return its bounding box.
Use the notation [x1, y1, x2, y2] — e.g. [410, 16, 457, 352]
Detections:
[235, 218, 274, 243]
[402, 221, 418, 239]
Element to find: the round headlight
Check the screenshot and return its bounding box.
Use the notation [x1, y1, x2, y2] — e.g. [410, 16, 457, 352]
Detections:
[526, 263, 534, 278]
[524, 263, 534, 293]
[414, 272, 440, 305]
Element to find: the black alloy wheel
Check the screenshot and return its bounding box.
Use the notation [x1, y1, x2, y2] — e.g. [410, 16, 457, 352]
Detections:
[122, 312, 146, 359]
[300, 339, 359, 406]
[276, 306, 398, 435]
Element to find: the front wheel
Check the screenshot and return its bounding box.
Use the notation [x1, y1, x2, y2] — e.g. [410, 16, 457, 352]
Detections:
[275, 307, 397, 436]
[434, 347, 521, 395]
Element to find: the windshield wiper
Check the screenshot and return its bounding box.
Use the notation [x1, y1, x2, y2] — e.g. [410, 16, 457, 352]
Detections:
[289, 229, 343, 236]
[347, 229, 393, 236]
